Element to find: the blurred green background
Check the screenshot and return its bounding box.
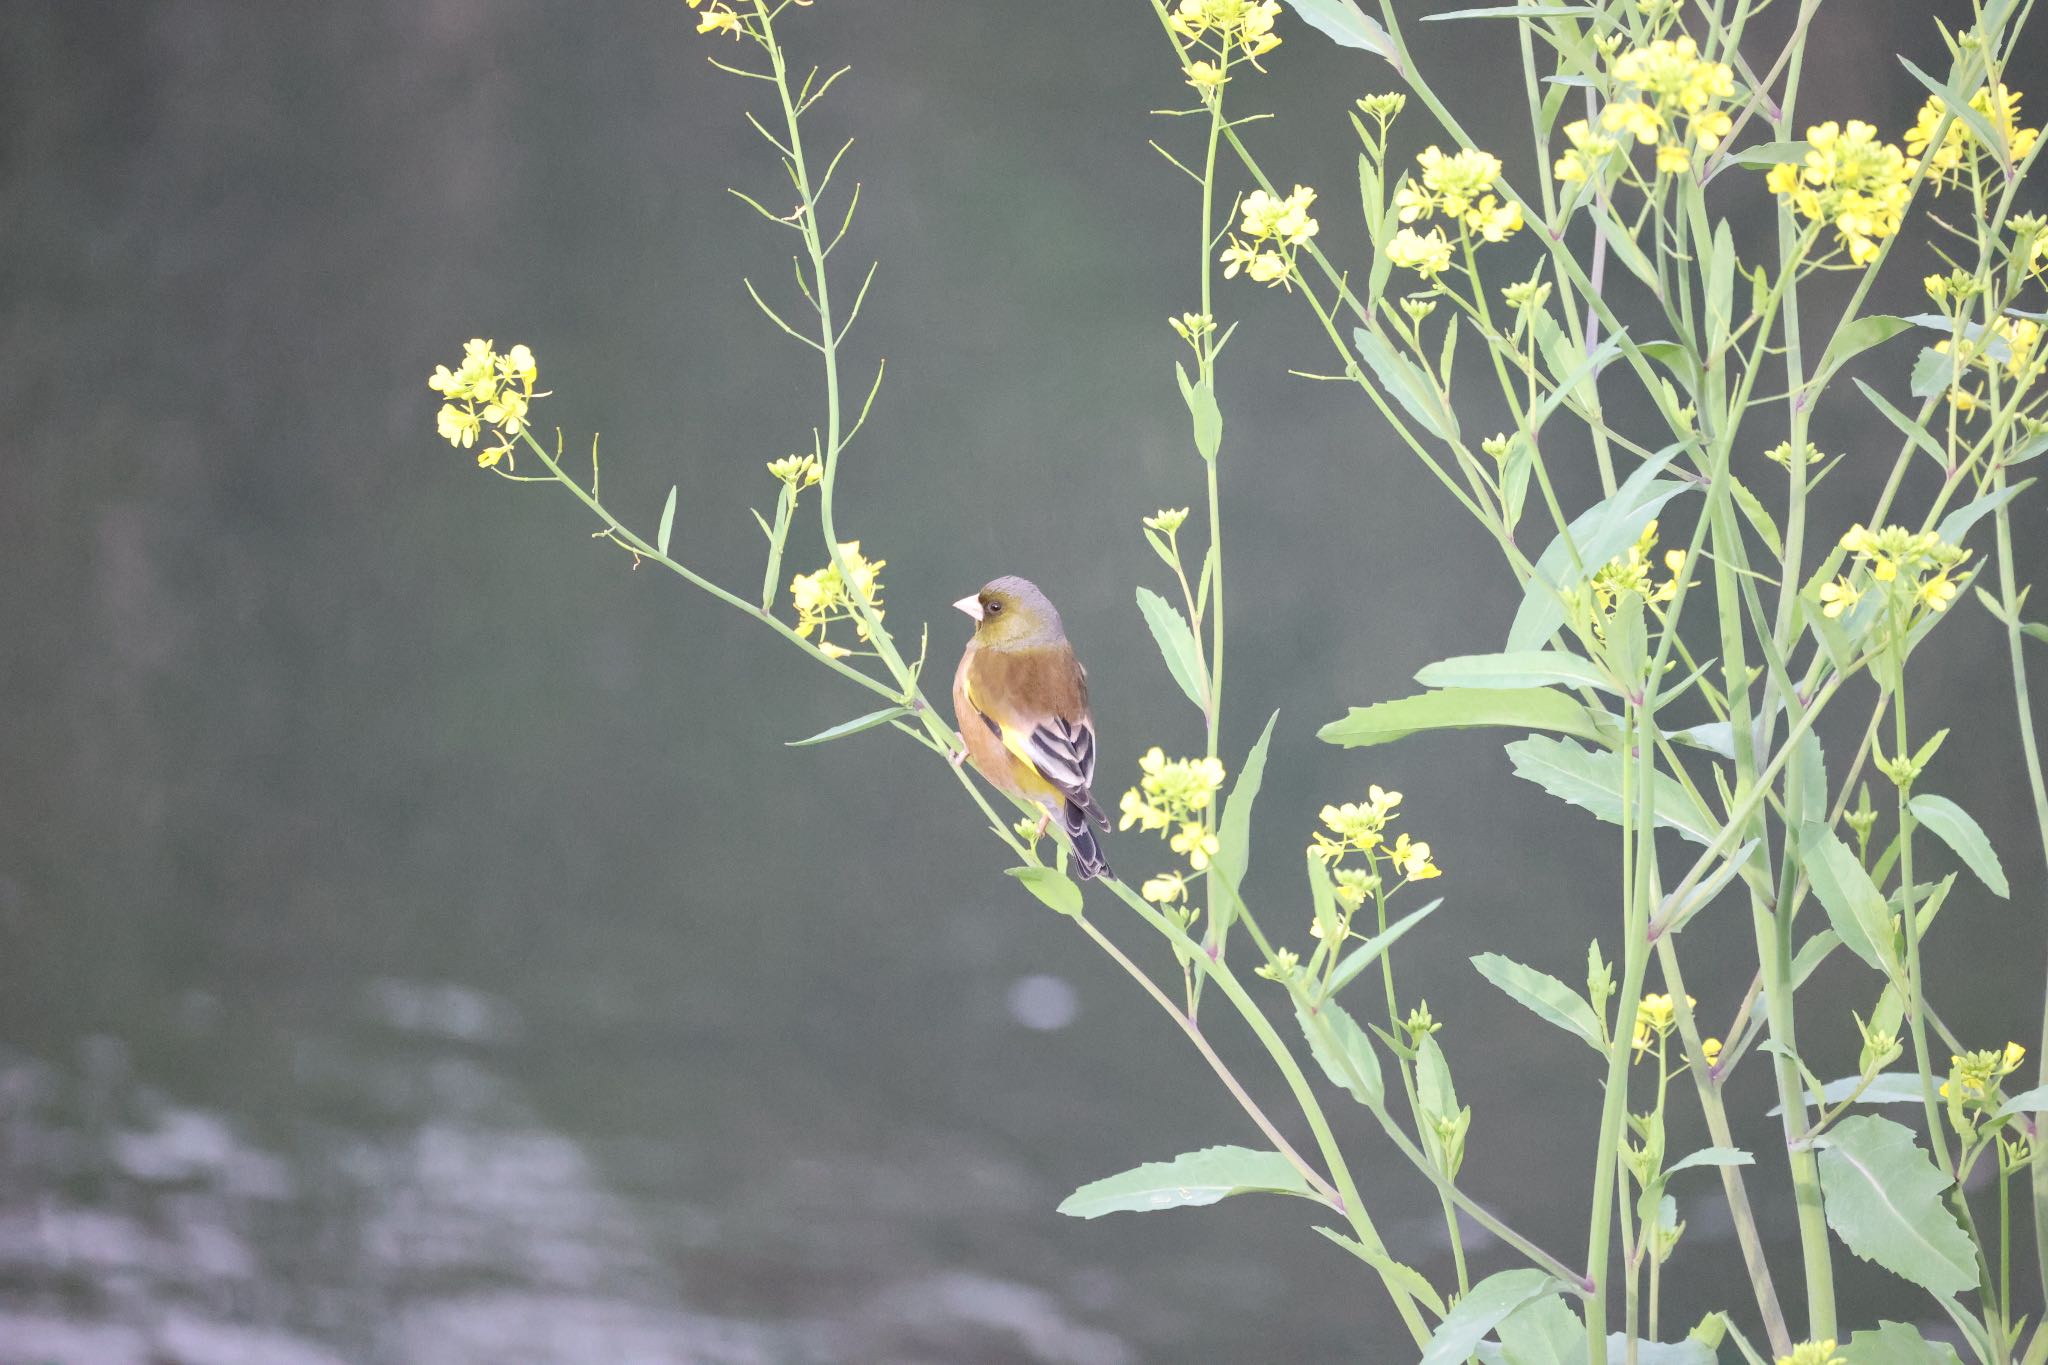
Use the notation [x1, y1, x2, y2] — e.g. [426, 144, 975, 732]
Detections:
[3, 2, 2046, 1361]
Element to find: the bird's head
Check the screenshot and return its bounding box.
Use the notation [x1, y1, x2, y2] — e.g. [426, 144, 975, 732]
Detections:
[954, 575, 1064, 650]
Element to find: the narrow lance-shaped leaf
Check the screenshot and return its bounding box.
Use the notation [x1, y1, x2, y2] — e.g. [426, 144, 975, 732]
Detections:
[1414, 650, 1615, 693]
[1296, 996, 1384, 1106]
[656, 485, 679, 556]
[1353, 326, 1456, 440]
[1326, 896, 1443, 995]
[1470, 953, 1603, 1051]
[1320, 688, 1611, 748]
[1056, 1145, 1313, 1218]
[1507, 445, 1691, 650]
[1908, 793, 2009, 897]
[1506, 735, 1713, 844]
[1278, 0, 1398, 60]
[786, 704, 913, 747]
[1800, 823, 1894, 971]
[1212, 711, 1279, 930]
[1815, 1114, 1978, 1295]
[1135, 586, 1206, 710]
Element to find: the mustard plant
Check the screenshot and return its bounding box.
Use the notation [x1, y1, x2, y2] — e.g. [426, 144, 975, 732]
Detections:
[429, 1, 2048, 1361]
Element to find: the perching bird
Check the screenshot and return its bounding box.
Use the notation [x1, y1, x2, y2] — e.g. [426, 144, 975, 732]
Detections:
[952, 576, 1112, 881]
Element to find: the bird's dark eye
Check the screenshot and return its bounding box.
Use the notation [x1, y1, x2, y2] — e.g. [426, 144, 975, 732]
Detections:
[986, 599, 1004, 615]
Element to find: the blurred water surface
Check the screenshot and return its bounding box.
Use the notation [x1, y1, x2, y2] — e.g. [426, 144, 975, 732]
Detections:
[4, 2, 2048, 1361]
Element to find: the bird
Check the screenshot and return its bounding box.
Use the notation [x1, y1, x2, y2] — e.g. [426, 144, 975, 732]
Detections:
[951, 576, 1112, 881]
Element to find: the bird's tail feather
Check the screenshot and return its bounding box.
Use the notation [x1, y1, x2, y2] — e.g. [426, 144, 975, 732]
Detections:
[1059, 800, 1112, 881]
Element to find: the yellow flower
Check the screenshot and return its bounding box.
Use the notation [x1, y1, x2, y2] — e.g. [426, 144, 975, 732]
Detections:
[1184, 60, 1227, 92]
[1332, 866, 1380, 912]
[1631, 993, 1694, 1055]
[1656, 142, 1692, 175]
[1171, 821, 1222, 870]
[1142, 870, 1190, 904]
[1166, 0, 1284, 68]
[788, 542, 887, 647]
[1766, 120, 1917, 267]
[1602, 99, 1663, 145]
[1702, 1036, 1724, 1066]
[1778, 1342, 1845, 1365]
[695, 3, 742, 38]
[1143, 507, 1191, 534]
[1385, 226, 1454, 278]
[436, 403, 481, 449]
[1122, 750, 1228, 836]
[1919, 573, 1958, 612]
[1554, 119, 1618, 185]
[1818, 578, 1862, 619]
[1389, 832, 1440, 879]
[1415, 145, 1503, 217]
[767, 454, 823, 487]
[1239, 185, 1320, 246]
[1465, 194, 1524, 243]
[1907, 84, 2040, 191]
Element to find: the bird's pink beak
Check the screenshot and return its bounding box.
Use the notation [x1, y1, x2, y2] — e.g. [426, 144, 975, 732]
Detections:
[953, 593, 984, 622]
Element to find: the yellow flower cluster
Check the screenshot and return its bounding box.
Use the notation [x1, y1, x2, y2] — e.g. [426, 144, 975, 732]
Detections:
[788, 541, 886, 658]
[1220, 185, 1320, 288]
[684, 0, 744, 39]
[1306, 784, 1440, 944]
[767, 454, 821, 488]
[429, 339, 543, 469]
[1631, 992, 1694, 1058]
[1765, 121, 1918, 266]
[1929, 314, 2048, 416]
[1556, 35, 1734, 183]
[1943, 1042, 2028, 1133]
[1777, 1342, 1845, 1365]
[1167, 0, 1282, 83]
[1590, 520, 1686, 614]
[1120, 748, 1227, 873]
[1823, 523, 1968, 619]
[1906, 84, 2040, 192]
[1387, 146, 1522, 278]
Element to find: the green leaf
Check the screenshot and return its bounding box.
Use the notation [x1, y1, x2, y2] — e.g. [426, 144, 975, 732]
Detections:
[1909, 793, 2010, 897]
[1816, 1114, 1978, 1295]
[1726, 139, 1809, 169]
[1176, 363, 1223, 462]
[1936, 479, 2032, 548]
[1603, 1340, 1717, 1365]
[1770, 1071, 1929, 1115]
[1415, 1033, 1459, 1123]
[1311, 1226, 1446, 1317]
[1840, 1321, 1966, 1365]
[1135, 586, 1206, 710]
[1006, 865, 1082, 916]
[786, 704, 913, 748]
[1490, 1294, 1581, 1365]
[1470, 953, 1602, 1051]
[1791, 929, 1841, 989]
[1418, 1269, 1561, 1365]
[1667, 1146, 1753, 1173]
[1819, 314, 1915, 382]
[1056, 1145, 1313, 1217]
[1307, 848, 1342, 947]
[1658, 838, 1760, 933]
[1667, 721, 1735, 761]
[2027, 621, 2048, 645]
[1800, 823, 1894, 971]
[1993, 1084, 2048, 1120]
[1327, 897, 1443, 995]
[1353, 327, 1456, 440]
[1507, 446, 1691, 650]
[1854, 379, 1945, 468]
[1279, 0, 1396, 57]
[1910, 345, 1952, 399]
[1297, 996, 1384, 1106]
[1415, 650, 1614, 693]
[1320, 688, 1610, 748]
[1214, 711, 1278, 909]
[1899, 58, 2010, 165]
[1505, 735, 1712, 844]
[1729, 474, 1784, 556]
[1425, 4, 1598, 18]
[1706, 218, 1736, 349]
[656, 485, 679, 556]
